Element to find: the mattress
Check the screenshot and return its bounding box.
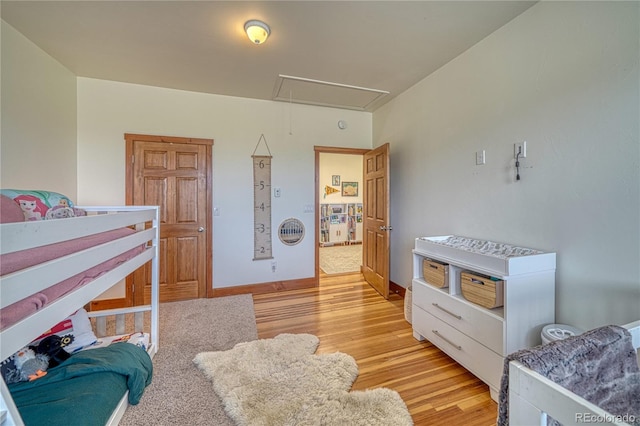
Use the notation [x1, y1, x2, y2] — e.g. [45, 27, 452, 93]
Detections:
[414, 235, 556, 277]
[423, 235, 543, 258]
[8, 342, 153, 426]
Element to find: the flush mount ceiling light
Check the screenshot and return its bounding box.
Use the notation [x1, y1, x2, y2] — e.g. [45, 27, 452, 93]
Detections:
[244, 20, 270, 45]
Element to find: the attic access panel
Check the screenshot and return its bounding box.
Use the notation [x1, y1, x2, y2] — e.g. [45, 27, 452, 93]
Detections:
[273, 75, 389, 111]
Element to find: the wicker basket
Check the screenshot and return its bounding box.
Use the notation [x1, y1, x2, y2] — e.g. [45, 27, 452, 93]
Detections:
[460, 271, 504, 309]
[404, 286, 413, 324]
[422, 259, 449, 288]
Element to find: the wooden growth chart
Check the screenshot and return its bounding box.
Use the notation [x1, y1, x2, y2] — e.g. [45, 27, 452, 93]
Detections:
[252, 134, 273, 260]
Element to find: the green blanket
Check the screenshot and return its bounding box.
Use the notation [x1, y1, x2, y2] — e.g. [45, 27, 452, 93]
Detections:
[9, 343, 153, 426]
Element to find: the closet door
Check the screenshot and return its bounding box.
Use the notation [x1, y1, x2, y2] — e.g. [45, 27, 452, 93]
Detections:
[126, 134, 213, 304]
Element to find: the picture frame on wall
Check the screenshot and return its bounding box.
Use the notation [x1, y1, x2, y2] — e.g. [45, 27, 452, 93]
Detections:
[342, 182, 358, 197]
[332, 175, 340, 186]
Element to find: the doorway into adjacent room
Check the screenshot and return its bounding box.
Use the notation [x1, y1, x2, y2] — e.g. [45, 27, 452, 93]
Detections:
[314, 144, 391, 299]
[316, 149, 366, 275]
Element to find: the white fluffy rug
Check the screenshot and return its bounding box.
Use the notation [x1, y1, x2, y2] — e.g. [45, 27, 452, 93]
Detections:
[193, 333, 413, 426]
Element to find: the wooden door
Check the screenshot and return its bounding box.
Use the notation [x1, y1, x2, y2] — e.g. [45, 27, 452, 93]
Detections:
[126, 134, 213, 304]
[362, 143, 390, 299]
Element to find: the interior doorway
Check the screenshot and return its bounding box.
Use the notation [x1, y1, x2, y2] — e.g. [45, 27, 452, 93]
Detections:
[315, 147, 368, 275]
[314, 144, 391, 298]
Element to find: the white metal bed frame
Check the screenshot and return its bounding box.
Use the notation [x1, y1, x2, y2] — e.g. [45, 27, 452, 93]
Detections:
[0, 206, 159, 426]
[508, 320, 640, 426]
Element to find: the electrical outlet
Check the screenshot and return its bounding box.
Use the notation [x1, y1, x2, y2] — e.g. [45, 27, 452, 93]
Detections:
[514, 141, 527, 158]
[476, 150, 486, 165]
[271, 261, 277, 272]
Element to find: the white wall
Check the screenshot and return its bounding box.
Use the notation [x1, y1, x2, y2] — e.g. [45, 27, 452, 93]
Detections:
[0, 21, 77, 198]
[318, 153, 363, 204]
[374, 2, 640, 330]
[77, 78, 372, 289]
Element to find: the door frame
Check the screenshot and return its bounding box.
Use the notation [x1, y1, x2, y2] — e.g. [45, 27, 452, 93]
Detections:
[314, 146, 370, 280]
[125, 133, 214, 304]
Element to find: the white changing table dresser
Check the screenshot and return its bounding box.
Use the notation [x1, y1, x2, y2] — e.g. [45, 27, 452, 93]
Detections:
[411, 236, 556, 401]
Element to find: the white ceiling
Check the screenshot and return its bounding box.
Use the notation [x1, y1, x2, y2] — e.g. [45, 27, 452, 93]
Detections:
[1, 1, 536, 112]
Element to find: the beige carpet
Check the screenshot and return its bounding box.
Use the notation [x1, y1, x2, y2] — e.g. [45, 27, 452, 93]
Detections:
[194, 333, 414, 426]
[120, 295, 258, 426]
[319, 244, 362, 274]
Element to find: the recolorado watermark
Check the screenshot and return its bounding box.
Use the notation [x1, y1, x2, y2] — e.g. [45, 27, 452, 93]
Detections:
[576, 413, 636, 423]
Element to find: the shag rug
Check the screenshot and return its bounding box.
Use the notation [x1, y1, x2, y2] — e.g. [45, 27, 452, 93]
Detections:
[120, 295, 258, 426]
[193, 333, 413, 426]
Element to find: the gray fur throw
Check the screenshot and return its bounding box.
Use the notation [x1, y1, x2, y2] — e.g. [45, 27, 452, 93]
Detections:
[497, 325, 640, 426]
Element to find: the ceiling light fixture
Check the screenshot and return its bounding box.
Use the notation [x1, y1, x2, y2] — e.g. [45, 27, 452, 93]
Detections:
[244, 20, 270, 45]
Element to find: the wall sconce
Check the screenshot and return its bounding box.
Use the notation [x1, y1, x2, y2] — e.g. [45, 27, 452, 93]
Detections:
[244, 20, 270, 45]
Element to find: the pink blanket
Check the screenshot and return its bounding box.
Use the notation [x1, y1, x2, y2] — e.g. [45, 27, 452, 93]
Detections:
[1, 228, 144, 331]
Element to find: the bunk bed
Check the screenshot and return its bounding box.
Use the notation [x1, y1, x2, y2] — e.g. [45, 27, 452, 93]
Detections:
[0, 193, 159, 426]
[502, 320, 640, 426]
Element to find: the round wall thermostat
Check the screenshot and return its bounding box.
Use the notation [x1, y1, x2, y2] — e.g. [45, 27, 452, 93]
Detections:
[337, 120, 348, 130]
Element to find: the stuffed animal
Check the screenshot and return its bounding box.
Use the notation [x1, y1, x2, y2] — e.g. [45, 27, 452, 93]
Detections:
[12, 347, 49, 382]
[44, 205, 88, 219]
[44, 205, 76, 219]
[31, 335, 71, 368]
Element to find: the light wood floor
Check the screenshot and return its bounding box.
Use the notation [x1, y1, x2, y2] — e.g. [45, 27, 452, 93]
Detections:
[253, 272, 498, 426]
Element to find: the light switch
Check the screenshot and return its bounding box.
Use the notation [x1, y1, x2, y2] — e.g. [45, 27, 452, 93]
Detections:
[476, 150, 486, 165]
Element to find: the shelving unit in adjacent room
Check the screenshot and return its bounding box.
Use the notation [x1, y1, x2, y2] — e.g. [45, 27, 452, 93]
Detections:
[320, 203, 362, 246]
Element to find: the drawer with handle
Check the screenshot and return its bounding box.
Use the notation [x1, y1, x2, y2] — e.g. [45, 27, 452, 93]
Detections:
[412, 306, 503, 392]
[413, 279, 504, 354]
